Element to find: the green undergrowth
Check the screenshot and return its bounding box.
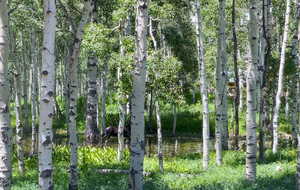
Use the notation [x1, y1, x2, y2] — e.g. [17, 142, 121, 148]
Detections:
[12, 147, 297, 190]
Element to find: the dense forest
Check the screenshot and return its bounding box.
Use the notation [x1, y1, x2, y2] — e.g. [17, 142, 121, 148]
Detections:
[0, 0, 300, 189]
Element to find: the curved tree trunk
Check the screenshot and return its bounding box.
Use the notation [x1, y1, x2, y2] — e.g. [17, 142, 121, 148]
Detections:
[246, 0, 259, 182]
[272, 0, 291, 154]
[0, 1, 11, 188]
[216, 0, 228, 165]
[129, 0, 148, 189]
[67, 1, 93, 189]
[85, 56, 100, 145]
[39, 0, 57, 189]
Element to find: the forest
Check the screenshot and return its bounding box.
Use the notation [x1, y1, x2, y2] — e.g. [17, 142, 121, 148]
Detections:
[0, 0, 299, 189]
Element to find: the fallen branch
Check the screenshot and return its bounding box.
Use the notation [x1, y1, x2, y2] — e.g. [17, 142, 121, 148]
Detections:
[97, 169, 152, 177]
[97, 169, 202, 178]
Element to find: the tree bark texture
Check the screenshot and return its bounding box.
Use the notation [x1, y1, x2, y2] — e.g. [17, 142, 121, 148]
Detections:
[129, 0, 148, 189]
[38, 0, 57, 189]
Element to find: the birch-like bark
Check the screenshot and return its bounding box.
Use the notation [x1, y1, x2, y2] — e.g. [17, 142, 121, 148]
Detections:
[0, 1, 11, 188]
[117, 31, 126, 160]
[246, 0, 259, 181]
[239, 69, 245, 112]
[259, 0, 272, 161]
[149, 17, 165, 172]
[194, 0, 210, 170]
[216, 0, 228, 165]
[272, 0, 291, 153]
[101, 61, 108, 135]
[172, 104, 177, 136]
[129, 0, 148, 189]
[31, 30, 38, 155]
[67, 1, 93, 189]
[155, 101, 163, 172]
[117, 17, 131, 161]
[21, 38, 30, 131]
[39, 0, 56, 189]
[85, 56, 100, 145]
[14, 71, 25, 174]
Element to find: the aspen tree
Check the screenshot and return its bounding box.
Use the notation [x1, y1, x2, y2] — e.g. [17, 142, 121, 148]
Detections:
[0, 0, 11, 188]
[246, 0, 259, 181]
[272, 0, 291, 153]
[129, 0, 148, 189]
[38, 0, 57, 188]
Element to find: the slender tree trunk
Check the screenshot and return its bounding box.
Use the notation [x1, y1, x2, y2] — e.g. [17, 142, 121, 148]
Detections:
[239, 69, 244, 112]
[155, 101, 163, 172]
[0, 1, 11, 188]
[172, 104, 177, 136]
[290, 37, 298, 146]
[232, 0, 240, 150]
[129, 0, 148, 189]
[285, 88, 289, 118]
[259, 0, 272, 161]
[117, 28, 126, 160]
[39, 0, 57, 189]
[148, 91, 153, 131]
[101, 62, 108, 135]
[117, 17, 131, 161]
[31, 30, 38, 155]
[272, 0, 291, 154]
[21, 38, 30, 131]
[216, 0, 228, 165]
[246, 0, 259, 181]
[194, 0, 210, 170]
[85, 56, 100, 145]
[149, 15, 164, 174]
[14, 71, 25, 174]
[67, 1, 93, 189]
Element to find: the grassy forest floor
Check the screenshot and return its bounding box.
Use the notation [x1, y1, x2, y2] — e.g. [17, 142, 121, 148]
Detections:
[11, 100, 296, 189]
[13, 147, 296, 190]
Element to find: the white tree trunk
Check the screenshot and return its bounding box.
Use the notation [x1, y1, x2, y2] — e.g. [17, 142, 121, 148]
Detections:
[31, 30, 39, 155]
[101, 62, 108, 135]
[117, 18, 131, 161]
[67, 1, 93, 189]
[246, 0, 259, 181]
[39, 0, 57, 189]
[14, 71, 25, 174]
[85, 56, 100, 145]
[0, 1, 11, 188]
[155, 101, 163, 172]
[194, 0, 210, 170]
[272, 0, 291, 154]
[172, 104, 177, 136]
[129, 0, 148, 189]
[216, 0, 228, 165]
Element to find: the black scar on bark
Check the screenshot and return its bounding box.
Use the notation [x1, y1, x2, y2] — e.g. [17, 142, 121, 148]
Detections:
[40, 169, 52, 178]
[42, 136, 52, 146]
[42, 70, 48, 75]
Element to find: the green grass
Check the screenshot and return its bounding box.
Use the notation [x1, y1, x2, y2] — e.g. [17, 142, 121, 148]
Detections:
[12, 147, 297, 190]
